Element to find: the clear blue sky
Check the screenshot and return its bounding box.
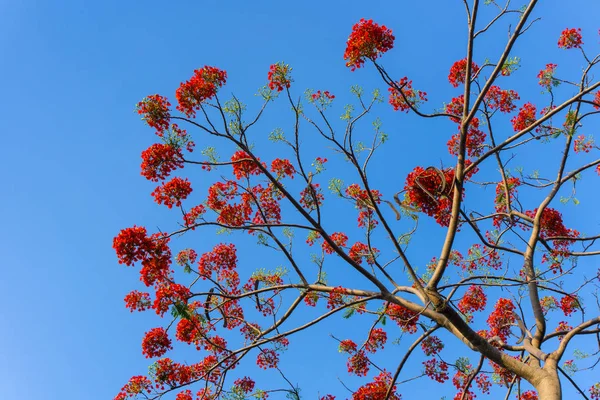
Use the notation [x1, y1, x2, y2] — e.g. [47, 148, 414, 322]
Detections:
[1, 1, 599, 399]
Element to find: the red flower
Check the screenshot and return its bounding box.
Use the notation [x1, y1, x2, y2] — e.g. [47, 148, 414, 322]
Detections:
[256, 348, 279, 369]
[519, 390, 539, 400]
[559, 295, 580, 316]
[485, 86, 520, 113]
[421, 335, 444, 356]
[231, 150, 263, 180]
[327, 286, 347, 309]
[558, 28, 583, 49]
[271, 158, 296, 179]
[115, 376, 152, 399]
[348, 242, 379, 265]
[388, 77, 427, 112]
[537, 64, 559, 89]
[141, 143, 184, 182]
[176, 66, 227, 117]
[124, 290, 152, 312]
[136, 94, 171, 135]
[344, 19, 395, 70]
[339, 339, 357, 353]
[574, 135, 594, 153]
[346, 184, 382, 229]
[593, 90, 600, 110]
[347, 350, 370, 376]
[352, 371, 401, 400]
[493, 177, 521, 228]
[404, 166, 455, 226]
[457, 285, 487, 317]
[448, 58, 480, 88]
[142, 327, 173, 358]
[113, 226, 153, 266]
[267, 62, 293, 92]
[511, 102, 537, 132]
[365, 328, 387, 353]
[555, 321, 573, 341]
[183, 204, 206, 227]
[151, 177, 192, 208]
[590, 383, 600, 400]
[154, 283, 191, 316]
[446, 117, 486, 157]
[445, 95, 465, 123]
[487, 298, 516, 342]
[233, 377, 255, 394]
[322, 232, 348, 254]
[300, 183, 324, 210]
[423, 358, 449, 383]
[386, 303, 419, 333]
[175, 390, 193, 400]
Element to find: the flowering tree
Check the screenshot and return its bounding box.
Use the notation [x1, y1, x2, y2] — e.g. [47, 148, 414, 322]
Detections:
[113, 2, 600, 400]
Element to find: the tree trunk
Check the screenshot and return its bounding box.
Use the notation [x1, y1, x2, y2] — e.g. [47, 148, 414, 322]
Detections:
[535, 369, 562, 400]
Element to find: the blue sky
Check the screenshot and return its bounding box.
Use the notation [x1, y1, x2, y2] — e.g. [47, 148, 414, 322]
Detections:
[1, 0, 600, 399]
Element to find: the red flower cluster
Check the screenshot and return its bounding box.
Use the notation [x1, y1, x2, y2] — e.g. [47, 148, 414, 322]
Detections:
[446, 117, 486, 157]
[388, 77, 428, 112]
[115, 376, 152, 399]
[327, 286, 347, 309]
[154, 283, 191, 316]
[421, 335, 444, 356]
[137, 94, 171, 135]
[183, 204, 206, 227]
[457, 285, 487, 319]
[525, 208, 579, 248]
[493, 177, 521, 228]
[233, 377, 255, 394]
[365, 328, 387, 353]
[519, 390, 539, 400]
[555, 321, 573, 341]
[540, 296, 558, 314]
[198, 243, 239, 292]
[485, 86, 520, 113]
[594, 90, 600, 110]
[558, 28, 583, 49]
[271, 158, 296, 179]
[386, 303, 419, 333]
[151, 177, 192, 209]
[141, 143, 184, 182]
[511, 102, 537, 132]
[256, 348, 279, 369]
[267, 62, 292, 92]
[590, 383, 600, 400]
[487, 298, 516, 342]
[322, 232, 348, 254]
[559, 295, 580, 316]
[176, 66, 227, 117]
[231, 151, 263, 180]
[537, 64, 558, 89]
[445, 95, 464, 122]
[175, 390, 193, 400]
[300, 183, 324, 210]
[404, 166, 455, 226]
[141, 327, 173, 358]
[574, 135, 594, 153]
[345, 183, 382, 228]
[348, 242, 379, 265]
[347, 350, 370, 376]
[339, 339, 357, 353]
[423, 358, 449, 383]
[311, 90, 335, 102]
[124, 290, 152, 312]
[448, 58, 480, 88]
[344, 19, 394, 70]
[352, 371, 401, 400]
